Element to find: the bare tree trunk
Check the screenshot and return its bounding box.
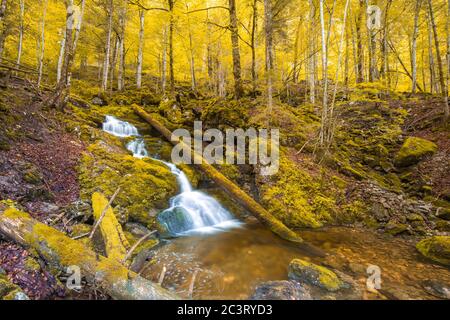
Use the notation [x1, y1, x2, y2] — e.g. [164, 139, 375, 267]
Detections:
[0, 0, 8, 61]
[293, 16, 302, 84]
[117, 3, 127, 92]
[110, 36, 119, 92]
[168, 0, 175, 95]
[161, 25, 168, 94]
[73, 0, 86, 53]
[264, 0, 274, 112]
[102, 0, 113, 92]
[16, 0, 25, 66]
[136, 10, 145, 89]
[56, 31, 66, 83]
[356, 0, 364, 83]
[308, 0, 317, 104]
[366, 0, 379, 82]
[412, 0, 422, 93]
[185, 4, 196, 92]
[428, 0, 449, 119]
[229, 0, 244, 99]
[427, 10, 437, 93]
[319, 0, 328, 146]
[381, 0, 392, 90]
[37, 0, 48, 88]
[251, 0, 258, 95]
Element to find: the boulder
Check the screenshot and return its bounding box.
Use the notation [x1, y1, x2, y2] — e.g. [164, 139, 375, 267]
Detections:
[288, 259, 346, 292]
[250, 281, 312, 300]
[385, 221, 409, 236]
[416, 236, 450, 266]
[394, 137, 437, 167]
[156, 206, 193, 238]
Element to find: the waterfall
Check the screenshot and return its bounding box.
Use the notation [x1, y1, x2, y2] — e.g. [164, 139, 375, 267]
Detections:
[103, 115, 139, 138]
[102, 115, 242, 236]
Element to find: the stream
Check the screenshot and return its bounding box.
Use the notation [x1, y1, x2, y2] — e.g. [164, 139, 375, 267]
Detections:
[102, 116, 450, 300]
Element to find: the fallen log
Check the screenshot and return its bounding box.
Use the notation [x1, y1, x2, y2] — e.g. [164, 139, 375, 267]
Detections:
[91, 192, 130, 262]
[133, 105, 303, 243]
[0, 206, 179, 300]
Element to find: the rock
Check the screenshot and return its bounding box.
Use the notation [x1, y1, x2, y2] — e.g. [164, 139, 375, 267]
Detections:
[250, 281, 312, 300]
[385, 221, 409, 235]
[141, 94, 161, 106]
[394, 137, 437, 167]
[406, 213, 424, 222]
[156, 206, 193, 238]
[421, 280, 450, 299]
[125, 222, 152, 238]
[91, 95, 108, 106]
[436, 207, 450, 221]
[435, 220, 450, 232]
[0, 274, 29, 300]
[371, 203, 390, 222]
[288, 259, 345, 292]
[416, 236, 450, 266]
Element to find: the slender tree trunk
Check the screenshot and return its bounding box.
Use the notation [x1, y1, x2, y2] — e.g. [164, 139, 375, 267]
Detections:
[381, 0, 392, 90]
[117, 4, 127, 91]
[366, 0, 379, 82]
[308, 0, 317, 104]
[319, 0, 328, 146]
[185, 4, 196, 92]
[412, 0, 422, 93]
[37, 0, 48, 88]
[110, 36, 119, 92]
[73, 0, 86, 53]
[229, 0, 244, 99]
[57, 31, 66, 83]
[293, 16, 302, 84]
[251, 0, 258, 95]
[356, 0, 365, 83]
[0, 0, 8, 61]
[428, 0, 449, 119]
[427, 10, 437, 93]
[206, 3, 214, 91]
[16, 0, 25, 66]
[161, 25, 168, 94]
[102, 0, 113, 92]
[168, 0, 175, 94]
[136, 10, 145, 89]
[264, 0, 274, 112]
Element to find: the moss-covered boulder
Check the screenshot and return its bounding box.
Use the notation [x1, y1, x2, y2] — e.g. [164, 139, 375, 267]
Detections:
[78, 141, 178, 227]
[156, 206, 193, 238]
[394, 137, 437, 167]
[288, 259, 345, 292]
[416, 236, 450, 266]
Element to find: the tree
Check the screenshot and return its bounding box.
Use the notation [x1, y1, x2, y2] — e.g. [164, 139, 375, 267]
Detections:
[136, 9, 145, 89]
[16, 0, 25, 66]
[102, 0, 114, 92]
[411, 0, 422, 93]
[229, 0, 243, 99]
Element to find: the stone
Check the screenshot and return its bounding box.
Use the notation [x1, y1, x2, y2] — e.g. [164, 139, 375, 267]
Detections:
[385, 221, 409, 236]
[421, 280, 450, 299]
[416, 236, 450, 266]
[436, 207, 450, 221]
[156, 206, 193, 238]
[394, 137, 437, 167]
[125, 222, 152, 238]
[288, 259, 345, 292]
[250, 281, 312, 300]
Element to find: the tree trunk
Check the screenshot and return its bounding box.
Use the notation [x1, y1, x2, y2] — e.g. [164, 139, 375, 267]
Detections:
[133, 105, 304, 244]
[102, 0, 113, 92]
[57, 31, 66, 84]
[117, 4, 127, 92]
[73, 0, 86, 53]
[0, 0, 8, 61]
[356, 0, 365, 83]
[412, 0, 422, 93]
[168, 0, 175, 95]
[319, 0, 329, 146]
[427, 10, 437, 93]
[136, 10, 145, 89]
[37, 0, 48, 88]
[16, 0, 25, 66]
[161, 25, 168, 94]
[185, 4, 196, 92]
[264, 0, 274, 111]
[0, 207, 179, 300]
[428, 0, 449, 119]
[251, 0, 258, 95]
[229, 0, 244, 99]
[308, 0, 317, 104]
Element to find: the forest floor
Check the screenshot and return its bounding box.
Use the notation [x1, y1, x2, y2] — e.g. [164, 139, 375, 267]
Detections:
[0, 76, 449, 299]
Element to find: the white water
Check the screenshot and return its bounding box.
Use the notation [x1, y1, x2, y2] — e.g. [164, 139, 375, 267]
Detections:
[102, 116, 241, 235]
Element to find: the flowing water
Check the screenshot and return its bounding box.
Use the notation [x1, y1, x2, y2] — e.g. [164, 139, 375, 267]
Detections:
[102, 115, 450, 300]
[102, 115, 241, 235]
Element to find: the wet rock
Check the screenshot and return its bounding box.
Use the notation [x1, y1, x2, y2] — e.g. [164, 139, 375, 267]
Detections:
[156, 207, 193, 238]
[250, 281, 312, 300]
[288, 259, 345, 292]
[416, 236, 450, 266]
[385, 221, 409, 236]
[421, 280, 450, 299]
[394, 137, 437, 167]
[91, 95, 108, 106]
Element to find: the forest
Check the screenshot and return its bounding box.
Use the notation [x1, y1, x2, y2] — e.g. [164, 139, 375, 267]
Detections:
[0, 0, 449, 301]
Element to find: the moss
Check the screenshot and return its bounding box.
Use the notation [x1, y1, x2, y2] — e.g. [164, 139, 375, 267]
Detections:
[23, 257, 41, 272]
[385, 221, 409, 235]
[394, 137, 437, 167]
[288, 259, 345, 292]
[78, 141, 178, 227]
[416, 236, 450, 266]
[259, 155, 337, 229]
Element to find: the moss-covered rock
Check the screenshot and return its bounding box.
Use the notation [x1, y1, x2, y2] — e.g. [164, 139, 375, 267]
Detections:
[385, 221, 409, 236]
[78, 141, 178, 227]
[394, 137, 437, 167]
[288, 259, 345, 292]
[416, 236, 450, 266]
[156, 206, 193, 238]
